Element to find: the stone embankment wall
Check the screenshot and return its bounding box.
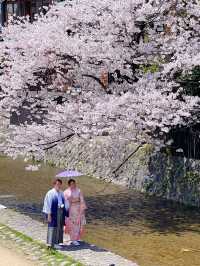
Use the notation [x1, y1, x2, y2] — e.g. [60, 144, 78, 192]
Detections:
[45, 136, 200, 207]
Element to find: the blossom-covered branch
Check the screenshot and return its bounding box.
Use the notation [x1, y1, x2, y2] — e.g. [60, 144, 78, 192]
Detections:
[0, 0, 199, 159]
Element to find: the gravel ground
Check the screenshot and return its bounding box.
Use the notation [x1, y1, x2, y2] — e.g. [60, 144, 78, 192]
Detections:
[0, 244, 37, 266]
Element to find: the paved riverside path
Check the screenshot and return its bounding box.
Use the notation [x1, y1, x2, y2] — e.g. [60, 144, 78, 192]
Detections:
[0, 208, 138, 266]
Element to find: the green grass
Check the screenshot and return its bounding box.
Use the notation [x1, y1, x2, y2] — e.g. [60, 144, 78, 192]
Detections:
[0, 223, 84, 266]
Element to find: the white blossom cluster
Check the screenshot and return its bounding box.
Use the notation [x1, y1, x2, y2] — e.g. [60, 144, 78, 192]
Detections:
[0, 0, 199, 158]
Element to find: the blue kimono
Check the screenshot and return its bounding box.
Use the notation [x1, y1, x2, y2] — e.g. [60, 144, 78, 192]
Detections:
[43, 188, 69, 247]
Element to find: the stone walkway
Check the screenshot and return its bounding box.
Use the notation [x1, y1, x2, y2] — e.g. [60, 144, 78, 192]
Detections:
[0, 224, 80, 266]
[0, 208, 138, 266]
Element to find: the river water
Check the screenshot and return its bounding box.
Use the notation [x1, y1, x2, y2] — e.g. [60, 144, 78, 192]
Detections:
[0, 156, 199, 266]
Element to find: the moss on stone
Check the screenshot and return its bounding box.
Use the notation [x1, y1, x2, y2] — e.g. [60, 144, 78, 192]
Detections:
[140, 144, 154, 154]
[183, 171, 200, 185]
[0, 223, 83, 266]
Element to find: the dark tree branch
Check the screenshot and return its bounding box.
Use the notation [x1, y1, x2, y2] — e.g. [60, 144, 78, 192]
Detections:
[43, 133, 75, 150]
[43, 143, 59, 150]
[82, 74, 107, 90]
[6, 133, 75, 152]
[41, 133, 75, 147]
[112, 143, 144, 175]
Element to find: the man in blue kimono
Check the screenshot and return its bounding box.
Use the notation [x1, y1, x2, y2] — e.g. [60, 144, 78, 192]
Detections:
[43, 178, 69, 248]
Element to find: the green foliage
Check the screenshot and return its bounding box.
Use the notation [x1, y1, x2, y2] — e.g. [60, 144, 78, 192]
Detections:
[140, 63, 160, 74]
[163, 147, 173, 156]
[141, 144, 154, 154]
[143, 33, 149, 43]
[175, 66, 200, 96]
[143, 178, 154, 193]
[46, 160, 56, 167]
[177, 9, 187, 17]
[183, 171, 200, 185]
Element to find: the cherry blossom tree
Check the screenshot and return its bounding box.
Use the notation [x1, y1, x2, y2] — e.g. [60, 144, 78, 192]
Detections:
[0, 0, 199, 159]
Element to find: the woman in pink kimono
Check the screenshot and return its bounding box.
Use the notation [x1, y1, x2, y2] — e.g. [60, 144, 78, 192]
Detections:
[64, 179, 86, 246]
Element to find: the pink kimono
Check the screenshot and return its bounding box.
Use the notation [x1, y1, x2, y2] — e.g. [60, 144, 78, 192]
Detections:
[64, 188, 86, 241]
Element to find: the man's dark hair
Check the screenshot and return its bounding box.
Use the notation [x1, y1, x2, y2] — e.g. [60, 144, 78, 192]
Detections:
[68, 179, 76, 185]
[53, 178, 62, 185]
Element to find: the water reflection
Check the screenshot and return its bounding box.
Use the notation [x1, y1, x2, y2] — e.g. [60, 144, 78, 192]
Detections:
[87, 193, 200, 235]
